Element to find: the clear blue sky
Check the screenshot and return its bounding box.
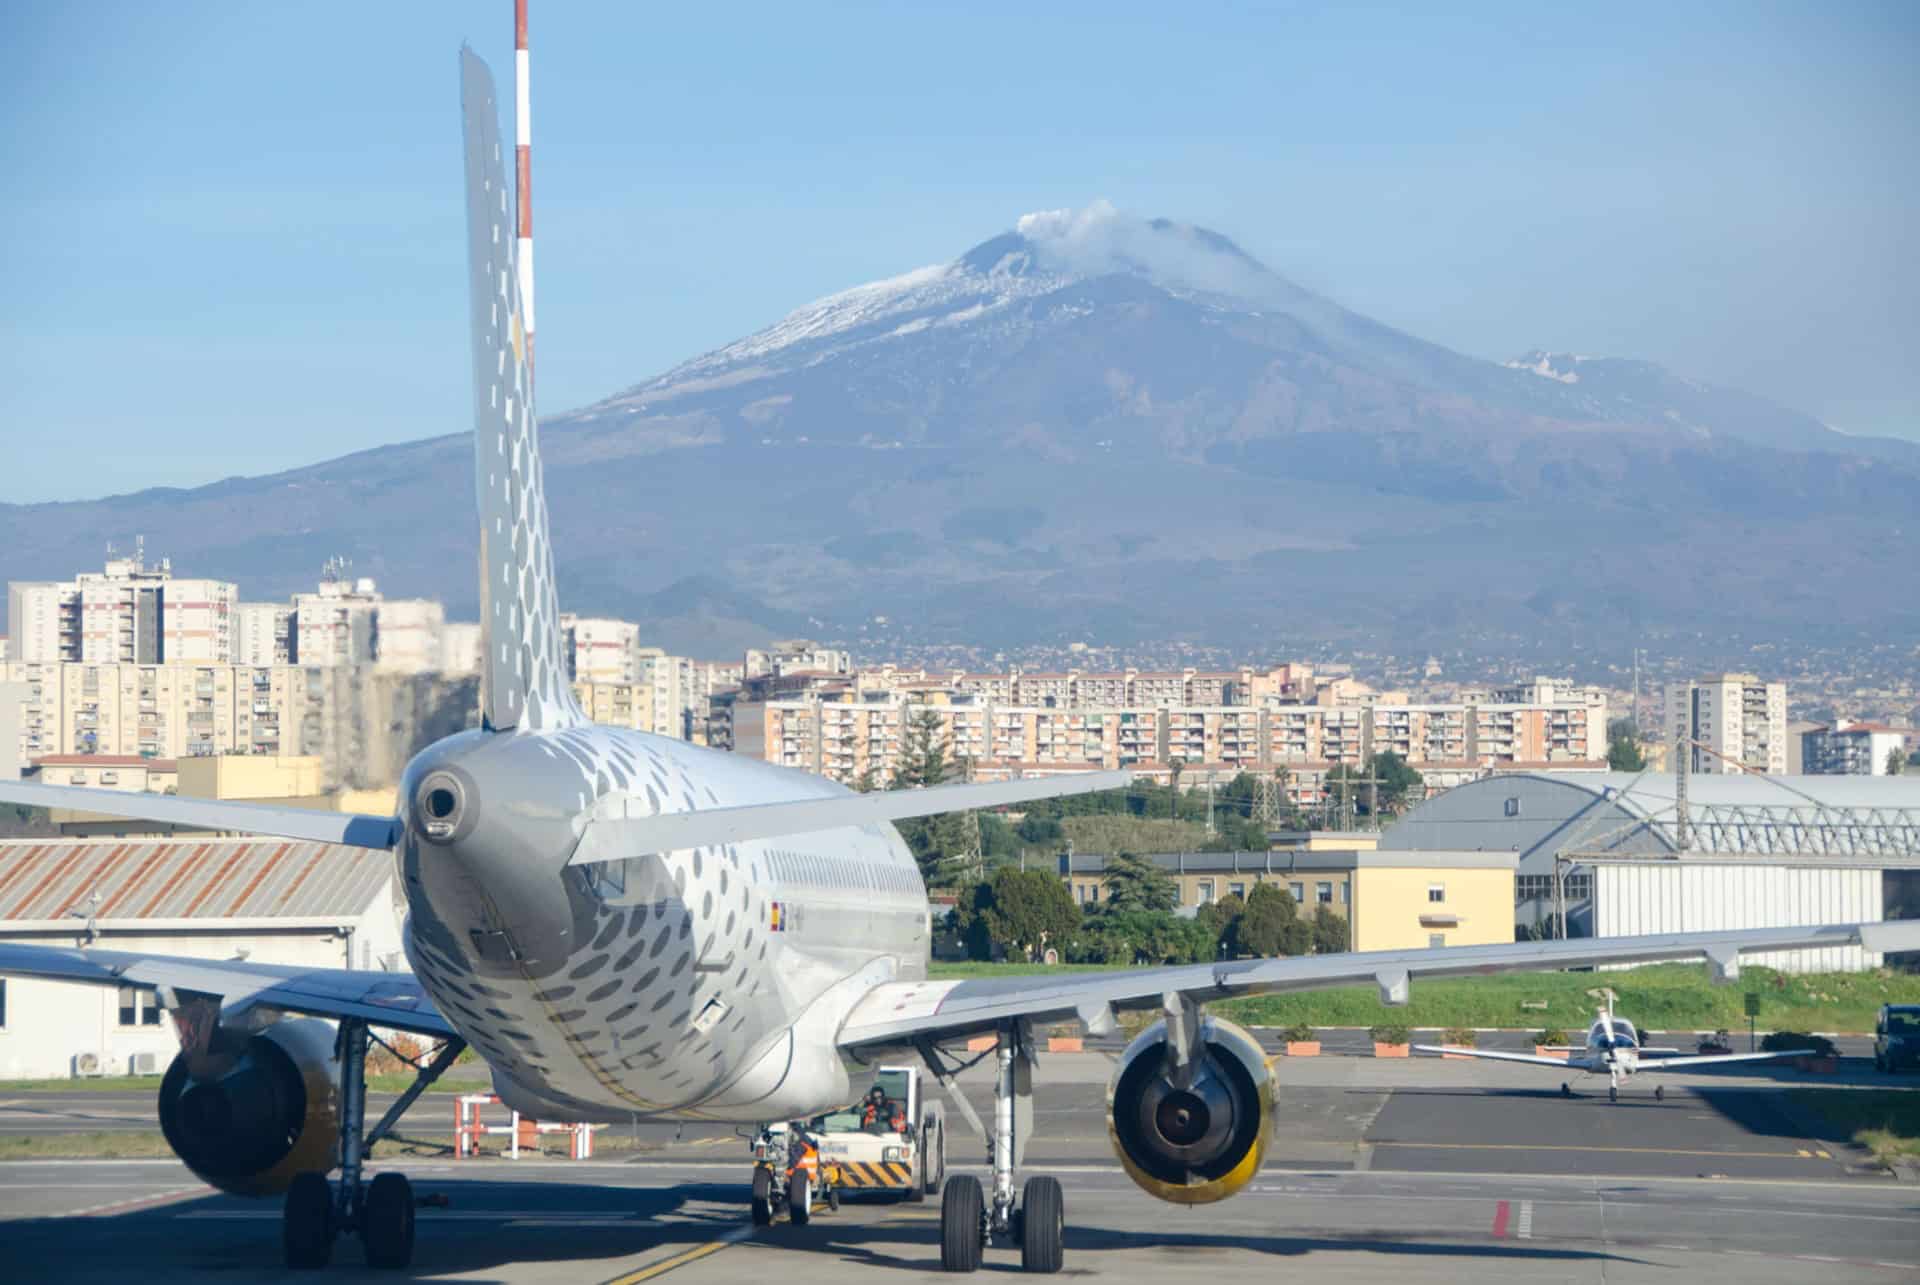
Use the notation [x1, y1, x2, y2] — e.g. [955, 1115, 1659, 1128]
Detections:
[4, 1, 1915, 501]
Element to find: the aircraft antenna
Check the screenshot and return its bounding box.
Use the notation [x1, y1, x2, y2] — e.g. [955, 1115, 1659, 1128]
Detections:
[514, 0, 535, 377]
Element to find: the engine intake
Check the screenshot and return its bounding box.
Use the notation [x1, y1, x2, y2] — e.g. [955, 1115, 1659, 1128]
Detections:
[158, 1018, 340, 1197]
[1107, 1014, 1271, 1204]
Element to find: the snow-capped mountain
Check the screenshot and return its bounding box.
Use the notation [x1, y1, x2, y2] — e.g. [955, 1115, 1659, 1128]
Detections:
[4, 203, 1914, 656]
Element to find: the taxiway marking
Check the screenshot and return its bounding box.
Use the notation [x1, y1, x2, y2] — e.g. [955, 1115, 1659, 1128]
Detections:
[598, 1224, 753, 1285]
[1374, 1139, 1818, 1160]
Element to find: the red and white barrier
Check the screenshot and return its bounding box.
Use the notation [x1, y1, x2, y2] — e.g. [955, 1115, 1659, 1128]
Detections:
[454, 1093, 595, 1160]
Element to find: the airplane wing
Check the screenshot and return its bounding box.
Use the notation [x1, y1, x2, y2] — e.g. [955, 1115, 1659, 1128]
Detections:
[836, 919, 1920, 1049]
[0, 942, 451, 1039]
[1633, 1049, 1815, 1071]
[566, 770, 1133, 862]
[1410, 1045, 1594, 1068]
[0, 781, 397, 849]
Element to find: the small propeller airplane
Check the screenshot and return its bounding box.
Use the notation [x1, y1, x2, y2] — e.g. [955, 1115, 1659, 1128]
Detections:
[1415, 990, 1816, 1102]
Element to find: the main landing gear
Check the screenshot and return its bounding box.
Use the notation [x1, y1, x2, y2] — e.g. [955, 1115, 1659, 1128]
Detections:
[931, 1021, 1064, 1274]
[284, 1020, 466, 1270]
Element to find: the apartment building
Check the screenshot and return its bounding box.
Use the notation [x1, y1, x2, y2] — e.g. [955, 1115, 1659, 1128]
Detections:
[440, 622, 483, 678]
[1802, 721, 1908, 776]
[745, 641, 852, 679]
[1663, 673, 1789, 774]
[9, 555, 237, 666]
[562, 616, 643, 684]
[729, 682, 1606, 797]
[291, 575, 381, 667]
[234, 602, 295, 666]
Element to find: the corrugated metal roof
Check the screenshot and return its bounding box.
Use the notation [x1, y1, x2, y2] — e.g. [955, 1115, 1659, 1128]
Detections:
[0, 838, 392, 922]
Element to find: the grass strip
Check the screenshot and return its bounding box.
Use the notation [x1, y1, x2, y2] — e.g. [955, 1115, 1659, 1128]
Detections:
[930, 960, 1920, 1033]
[1784, 1088, 1920, 1169]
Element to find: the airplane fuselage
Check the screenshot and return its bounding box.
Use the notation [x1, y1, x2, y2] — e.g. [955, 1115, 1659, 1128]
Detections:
[393, 723, 931, 1124]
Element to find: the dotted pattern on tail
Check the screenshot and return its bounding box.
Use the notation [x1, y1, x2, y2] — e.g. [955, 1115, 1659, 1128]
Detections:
[461, 47, 581, 734]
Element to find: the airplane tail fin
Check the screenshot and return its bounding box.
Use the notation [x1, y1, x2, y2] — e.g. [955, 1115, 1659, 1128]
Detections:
[460, 47, 583, 733]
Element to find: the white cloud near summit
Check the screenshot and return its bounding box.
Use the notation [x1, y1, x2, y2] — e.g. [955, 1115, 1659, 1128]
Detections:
[1013, 199, 1272, 301]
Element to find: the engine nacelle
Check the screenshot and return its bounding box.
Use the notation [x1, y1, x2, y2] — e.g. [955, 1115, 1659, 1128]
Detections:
[157, 1017, 340, 1197]
[1107, 1014, 1271, 1204]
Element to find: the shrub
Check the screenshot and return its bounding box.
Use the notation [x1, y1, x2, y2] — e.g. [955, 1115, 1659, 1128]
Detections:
[1281, 1022, 1316, 1044]
[1442, 1026, 1478, 1047]
[1369, 1023, 1411, 1045]
[1534, 1028, 1569, 1047]
[1761, 1030, 1838, 1058]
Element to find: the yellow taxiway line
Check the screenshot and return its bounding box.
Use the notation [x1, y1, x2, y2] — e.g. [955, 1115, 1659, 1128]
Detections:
[597, 1225, 753, 1285]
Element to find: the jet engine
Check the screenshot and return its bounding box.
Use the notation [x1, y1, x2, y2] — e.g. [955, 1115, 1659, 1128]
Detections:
[1106, 1013, 1271, 1204]
[157, 1017, 340, 1197]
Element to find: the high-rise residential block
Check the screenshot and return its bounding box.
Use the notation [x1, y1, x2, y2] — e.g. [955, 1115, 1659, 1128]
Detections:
[1663, 673, 1788, 774]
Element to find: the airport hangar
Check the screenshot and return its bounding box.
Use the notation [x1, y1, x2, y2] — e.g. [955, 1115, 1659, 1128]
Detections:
[1382, 770, 1920, 972]
[0, 837, 403, 1079]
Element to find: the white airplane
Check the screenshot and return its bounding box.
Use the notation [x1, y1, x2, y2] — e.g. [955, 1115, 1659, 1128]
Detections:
[1416, 992, 1815, 1102]
[1, 13, 1911, 1276]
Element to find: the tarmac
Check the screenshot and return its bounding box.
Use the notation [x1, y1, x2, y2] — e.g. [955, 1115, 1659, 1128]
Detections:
[1, 1043, 1914, 1283]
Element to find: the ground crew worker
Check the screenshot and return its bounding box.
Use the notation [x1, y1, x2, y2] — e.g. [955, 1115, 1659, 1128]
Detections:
[860, 1084, 906, 1133]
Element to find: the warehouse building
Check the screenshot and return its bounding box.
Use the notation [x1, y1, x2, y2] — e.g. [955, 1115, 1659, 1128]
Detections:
[0, 838, 402, 1079]
[1059, 849, 1516, 951]
[1382, 772, 1920, 971]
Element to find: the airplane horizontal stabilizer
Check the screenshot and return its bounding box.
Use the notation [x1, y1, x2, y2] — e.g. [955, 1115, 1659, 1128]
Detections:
[565, 770, 1133, 862]
[0, 781, 397, 849]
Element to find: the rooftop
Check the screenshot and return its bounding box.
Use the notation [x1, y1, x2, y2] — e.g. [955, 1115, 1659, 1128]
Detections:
[0, 838, 393, 924]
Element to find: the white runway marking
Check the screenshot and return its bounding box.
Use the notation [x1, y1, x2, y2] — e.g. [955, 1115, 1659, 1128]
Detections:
[1516, 1198, 1533, 1239]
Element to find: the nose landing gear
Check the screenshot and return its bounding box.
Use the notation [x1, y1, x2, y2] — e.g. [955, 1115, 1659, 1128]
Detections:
[283, 1020, 465, 1270]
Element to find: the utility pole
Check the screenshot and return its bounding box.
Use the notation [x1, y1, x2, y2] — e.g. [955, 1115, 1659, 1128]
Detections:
[1673, 729, 1692, 852]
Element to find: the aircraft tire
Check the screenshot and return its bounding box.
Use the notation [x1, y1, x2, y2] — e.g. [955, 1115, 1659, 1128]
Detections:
[1608, 1084, 1618, 1103]
[360, 1171, 415, 1270]
[1654, 1085, 1665, 1102]
[751, 1167, 773, 1226]
[908, 1125, 933, 1202]
[927, 1123, 946, 1194]
[940, 1174, 984, 1272]
[1019, 1176, 1064, 1274]
[283, 1171, 334, 1270]
[789, 1171, 812, 1226]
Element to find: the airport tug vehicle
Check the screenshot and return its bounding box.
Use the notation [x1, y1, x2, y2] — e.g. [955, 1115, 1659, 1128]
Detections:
[751, 1066, 946, 1225]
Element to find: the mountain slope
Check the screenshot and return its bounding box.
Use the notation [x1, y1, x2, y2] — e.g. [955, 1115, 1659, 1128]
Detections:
[4, 203, 1914, 658]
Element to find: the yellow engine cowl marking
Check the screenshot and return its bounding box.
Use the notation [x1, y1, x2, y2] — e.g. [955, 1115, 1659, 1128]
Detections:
[1106, 1014, 1274, 1206]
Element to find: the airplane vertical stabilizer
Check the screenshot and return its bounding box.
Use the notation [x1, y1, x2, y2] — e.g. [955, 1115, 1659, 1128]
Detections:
[459, 48, 582, 733]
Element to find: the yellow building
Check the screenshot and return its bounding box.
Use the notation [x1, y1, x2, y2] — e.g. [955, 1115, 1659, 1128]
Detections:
[1059, 849, 1516, 951]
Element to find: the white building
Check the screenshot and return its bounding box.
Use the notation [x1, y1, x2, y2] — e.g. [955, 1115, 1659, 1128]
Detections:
[1385, 770, 1920, 971]
[1803, 721, 1909, 777]
[371, 598, 446, 675]
[440, 622, 482, 677]
[292, 573, 382, 667]
[0, 837, 403, 1079]
[234, 601, 295, 666]
[1664, 673, 1788, 774]
[9, 554, 238, 666]
[561, 616, 643, 684]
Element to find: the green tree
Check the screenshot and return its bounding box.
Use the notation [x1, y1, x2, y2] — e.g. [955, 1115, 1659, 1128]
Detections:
[1195, 892, 1245, 957]
[1608, 731, 1648, 771]
[1100, 851, 1178, 913]
[1069, 908, 1214, 965]
[890, 709, 976, 887]
[1889, 746, 1908, 776]
[1234, 883, 1308, 957]
[1327, 752, 1424, 820]
[1310, 904, 1349, 955]
[975, 867, 1080, 962]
